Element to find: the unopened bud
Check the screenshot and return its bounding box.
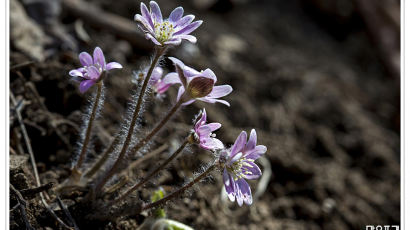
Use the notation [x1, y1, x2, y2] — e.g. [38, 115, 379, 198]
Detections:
[187, 77, 214, 98]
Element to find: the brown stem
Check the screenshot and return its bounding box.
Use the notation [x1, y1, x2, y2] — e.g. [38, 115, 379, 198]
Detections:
[110, 139, 189, 205]
[84, 135, 119, 178]
[95, 48, 166, 192]
[140, 164, 216, 213]
[73, 82, 103, 174]
[128, 96, 184, 158]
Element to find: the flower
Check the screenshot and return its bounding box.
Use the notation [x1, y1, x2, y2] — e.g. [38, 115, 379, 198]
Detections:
[220, 129, 267, 206]
[191, 109, 224, 150]
[166, 57, 233, 106]
[69, 47, 122, 93]
[134, 1, 202, 46]
[149, 67, 172, 95]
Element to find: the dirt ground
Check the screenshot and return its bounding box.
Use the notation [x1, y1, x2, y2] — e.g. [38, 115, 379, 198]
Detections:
[9, 0, 400, 229]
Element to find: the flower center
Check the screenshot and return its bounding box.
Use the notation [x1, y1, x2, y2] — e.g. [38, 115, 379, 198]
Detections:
[154, 21, 174, 43]
[227, 155, 255, 181]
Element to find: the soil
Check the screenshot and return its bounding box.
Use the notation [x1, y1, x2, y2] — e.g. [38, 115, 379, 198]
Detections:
[10, 0, 400, 229]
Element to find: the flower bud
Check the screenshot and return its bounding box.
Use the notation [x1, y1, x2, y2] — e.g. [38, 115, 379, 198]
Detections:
[186, 77, 214, 98]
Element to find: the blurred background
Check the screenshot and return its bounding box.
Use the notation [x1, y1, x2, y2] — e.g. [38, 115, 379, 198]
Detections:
[10, 0, 400, 229]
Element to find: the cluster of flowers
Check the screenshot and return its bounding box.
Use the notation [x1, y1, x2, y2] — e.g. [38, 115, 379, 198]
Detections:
[68, 1, 266, 209]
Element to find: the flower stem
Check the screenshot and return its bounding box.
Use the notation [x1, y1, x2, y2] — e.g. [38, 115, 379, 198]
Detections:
[72, 82, 103, 176]
[84, 135, 119, 178]
[110, 139, 189, 205]
[95, 48, 166, 192]
[127, 97, 184, 158]
[139, 164, 216, 213]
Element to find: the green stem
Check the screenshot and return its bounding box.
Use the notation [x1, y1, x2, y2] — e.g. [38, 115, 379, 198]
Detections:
[140, 164, 216, 213]
[73, 82, 103, 175]
[110, 139, 189, 205]
[95, 48, 166, 193]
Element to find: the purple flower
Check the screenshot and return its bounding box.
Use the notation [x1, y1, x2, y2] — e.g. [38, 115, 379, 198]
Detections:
[192, 109, 224, 150]
[134, 1, 202, 46]
[220, 129, 267, 206]
[69, 47, 122, 93]
[166, 57, 233, 106]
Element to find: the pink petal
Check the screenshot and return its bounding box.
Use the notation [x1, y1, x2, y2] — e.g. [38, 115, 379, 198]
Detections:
[174, 34, 197, 43]
[150, 1, 162, 23]
[106, 62, 123, 71]
[208, 85, 233, 98]
[79, 80, 95, 93]
[244, 129, 257, 153]
[164, 38, 182, 45]
[175, 15, 195, 28]
[79, 52, 93, 66]
[162, 72, 181, 85]
[176, 86, 185, 102]
[223, 169, 236, 202]
[145, 33, 161, 45]
[93, 47, 106, 69]
[169, 7, 183, 24]
[230, 131, 247, 158]
[174, 20, 203, 36]
[140, 2, 154, 29]
[69, 69, 84, 77]
[198, 97, 231, 106]
[86, 66, 101, 80]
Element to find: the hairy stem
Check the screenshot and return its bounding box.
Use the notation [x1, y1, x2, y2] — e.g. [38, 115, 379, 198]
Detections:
[95, 47, 166, 192]
[84, 135, 119, 178]
[110, 139, 189, 205]
[140, 164, 216, 213]
[73, 82, 103, 175]
[127, 97, 184, 159]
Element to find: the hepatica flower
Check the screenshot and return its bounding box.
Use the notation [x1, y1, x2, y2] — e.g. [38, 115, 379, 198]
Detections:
[192, 109, 224, 150]
[134, 1, 202, 46]
[69, 47, 122, 93]
[220, 129, 267, 206]
[166, 57, 233, 106]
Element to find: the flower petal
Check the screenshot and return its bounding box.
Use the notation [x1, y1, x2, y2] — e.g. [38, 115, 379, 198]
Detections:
[106, 62, 123, 71]
[93, 47, 106, 69]
[223, 169, 236, 202]
[79, 52, 93, 66]
[79, 80, 95, 93]
[169, 6, 183, 24]
[200, 68, 217, 83]
[140, 2, 154, 29]
[208, 85, 233, 98]
[175, 15, 195, 28]
[244, 129, 257, 153]
[145, 33, 162, 45]
[237, 178, 252, 205]
[135, 14, 154, 33]
[69, 69, 84, 77]
[86, 66, 101, 80]
[174, 34, 197, 43]
[205, 123, 221, 132]
[150, 1, 162, 23]
[162, 72, 181, 85]
[174, 20, 203, 36]
[149, 66, 163, 83]
[177, 86, 185, 102]
[164, 38, 182, 45]
[241, 161, 262, 180]
[195, 109, 207, 130]
[198, 97, 231, 106]
[181, 99, 195, 106]
[246, 145, 267, 160]
[201, 137, 224, 150]
[230, 131, 247, 158]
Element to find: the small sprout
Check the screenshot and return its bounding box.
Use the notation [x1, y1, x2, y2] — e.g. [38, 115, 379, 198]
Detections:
[220, 129, 267, 206]
[135, 1, 202, 46]
[69, 47, 122, 93]
[151, 188, 167, 218]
